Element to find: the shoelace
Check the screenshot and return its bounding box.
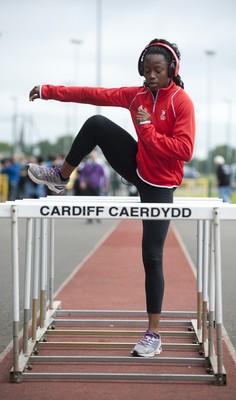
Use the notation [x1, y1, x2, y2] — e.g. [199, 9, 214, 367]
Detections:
[138, 332, 157, 346]
[53, 165, 62, 174]
[39, 165, 61, 177]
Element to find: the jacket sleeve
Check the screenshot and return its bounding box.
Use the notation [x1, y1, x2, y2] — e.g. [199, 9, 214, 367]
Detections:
[41, 85, 135, 109]
[137, 94, 195, 162]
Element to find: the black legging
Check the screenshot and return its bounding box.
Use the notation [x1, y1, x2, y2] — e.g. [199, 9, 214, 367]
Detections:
[66, 115, 174, 314]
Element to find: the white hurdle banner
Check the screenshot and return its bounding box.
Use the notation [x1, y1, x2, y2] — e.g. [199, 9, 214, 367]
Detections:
[0, 196, 227, 220]
[0, 196, 234, 384]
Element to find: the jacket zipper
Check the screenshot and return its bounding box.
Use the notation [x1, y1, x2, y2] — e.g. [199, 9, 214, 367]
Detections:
[147, 86, 159, 113]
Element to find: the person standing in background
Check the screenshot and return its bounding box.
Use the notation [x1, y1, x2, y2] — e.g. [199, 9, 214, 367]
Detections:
[1, 156, 21, 200]
[213, 155, 232, 202]
[79, 150, 109, 196]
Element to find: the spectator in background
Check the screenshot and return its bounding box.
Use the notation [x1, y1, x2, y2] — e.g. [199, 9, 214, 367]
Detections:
[109, 170, 121, 196]
[213, 155, 232, 202]
[18, 153, 29, 199]
[78, 151, 109, 223]
[73, 163, 84, 196]
[1, 156, 21, 200]
[79, 150, 109, 196]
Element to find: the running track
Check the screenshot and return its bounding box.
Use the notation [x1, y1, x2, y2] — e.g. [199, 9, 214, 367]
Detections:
[0, 220, 235, 400]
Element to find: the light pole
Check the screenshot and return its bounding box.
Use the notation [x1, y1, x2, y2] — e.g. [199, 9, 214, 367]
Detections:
[70, 38, 83, 85]
[205, 50, 216, 175]
[10, 96, 18, 153]
[96, 0, 102, 114]
[223, 98, 233, 164]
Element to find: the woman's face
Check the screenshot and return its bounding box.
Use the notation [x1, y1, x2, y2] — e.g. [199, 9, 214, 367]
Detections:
[143, 53, 170, 93]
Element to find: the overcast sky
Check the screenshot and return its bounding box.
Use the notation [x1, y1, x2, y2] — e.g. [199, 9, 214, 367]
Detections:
[0, 0, 235, 159]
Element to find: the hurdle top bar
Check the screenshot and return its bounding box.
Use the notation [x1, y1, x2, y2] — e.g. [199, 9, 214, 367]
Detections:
[42, 195, 223, 203]
[0, 196, 234, 220]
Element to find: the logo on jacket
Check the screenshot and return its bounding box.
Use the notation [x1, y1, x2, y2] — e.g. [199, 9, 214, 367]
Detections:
[160, 110, 166, 120]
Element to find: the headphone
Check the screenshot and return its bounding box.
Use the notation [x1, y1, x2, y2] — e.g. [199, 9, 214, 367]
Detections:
[138, 42, 180, 78]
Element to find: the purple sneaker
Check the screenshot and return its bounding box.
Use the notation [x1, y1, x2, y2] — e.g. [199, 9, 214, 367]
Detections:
[131, 330, 162, 357]
[28, 163, 70, 194]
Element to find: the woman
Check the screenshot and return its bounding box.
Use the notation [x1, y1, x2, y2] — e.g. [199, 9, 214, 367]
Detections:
[28, 38, 195, 357]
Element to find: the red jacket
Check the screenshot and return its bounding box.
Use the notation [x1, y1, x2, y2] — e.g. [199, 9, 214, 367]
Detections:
[41, 82, 195, 187]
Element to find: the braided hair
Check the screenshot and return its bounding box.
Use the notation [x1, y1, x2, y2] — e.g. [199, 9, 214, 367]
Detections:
[143, 38, 184, 89]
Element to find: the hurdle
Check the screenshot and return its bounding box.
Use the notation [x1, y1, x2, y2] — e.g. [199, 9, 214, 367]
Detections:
[12, 195, 221, 348]
[0, 196, 231, 384]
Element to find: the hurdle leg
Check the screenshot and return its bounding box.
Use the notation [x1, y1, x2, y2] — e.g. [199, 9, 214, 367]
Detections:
[11, 205, 20, 374]
[197, 220, 203, 334]
[23, 218, 33, 354]
[208, 221, 215, 358]
[202, 220, 210, 354]
[32, 219, 40, 341]
[49, 219, 55, 309]
[40, 219, 47, 328]
[213, 208, 225, 384]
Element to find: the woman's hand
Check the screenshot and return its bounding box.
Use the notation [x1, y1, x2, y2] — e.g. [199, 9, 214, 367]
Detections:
[136, 106, 151, 124]
[29, 86, 40, 101]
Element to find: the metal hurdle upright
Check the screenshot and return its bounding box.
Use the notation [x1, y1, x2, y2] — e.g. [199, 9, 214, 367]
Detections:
[0, 196, 230, 384]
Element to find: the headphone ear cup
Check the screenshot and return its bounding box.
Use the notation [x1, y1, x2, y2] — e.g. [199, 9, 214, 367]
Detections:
[168, 61, 176, 78]
[138, 61, 144, 76]
[138, 52, 144, 76]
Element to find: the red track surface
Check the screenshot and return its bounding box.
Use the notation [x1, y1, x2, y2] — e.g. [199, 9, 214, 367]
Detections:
[0, 220, 236, 399]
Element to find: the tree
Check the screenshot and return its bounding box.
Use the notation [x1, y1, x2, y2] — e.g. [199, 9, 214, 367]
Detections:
[36, 140, 54, 160]
[0, 142, 13, 156]
[55, 135, 74, 155]
[211, 145, 235, 165]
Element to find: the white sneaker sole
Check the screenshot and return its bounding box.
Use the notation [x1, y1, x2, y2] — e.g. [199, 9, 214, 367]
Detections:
[131, 347, 162, 357]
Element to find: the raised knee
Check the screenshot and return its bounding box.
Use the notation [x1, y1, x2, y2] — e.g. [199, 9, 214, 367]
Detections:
[87, 115, 107, 125]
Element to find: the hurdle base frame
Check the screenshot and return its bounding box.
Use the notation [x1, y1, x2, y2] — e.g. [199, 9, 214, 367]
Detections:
[10, 305, 226, 385]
